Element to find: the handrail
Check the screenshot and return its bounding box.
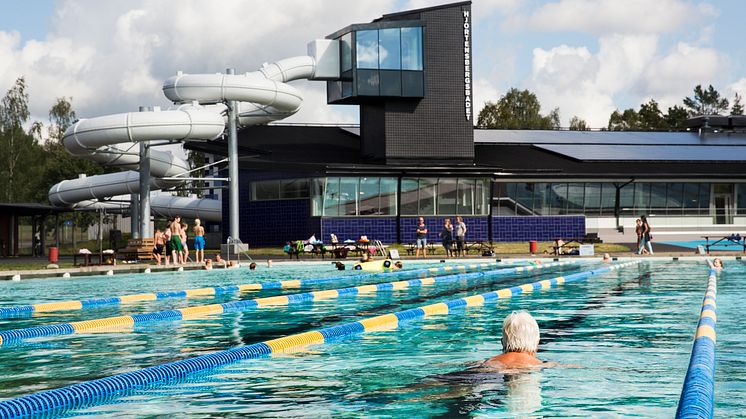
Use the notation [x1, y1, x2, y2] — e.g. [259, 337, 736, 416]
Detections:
[0, 260, 639, 418]
[0, 261, 575, 347]
[675, 267, 717, 419]
[0, 261, 531, 319]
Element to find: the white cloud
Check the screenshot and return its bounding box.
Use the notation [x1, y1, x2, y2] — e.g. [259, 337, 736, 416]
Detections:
[729, 77, 746, 97]
[638, 42, 726, 109]
[527, 33, 727, 127]
[0, 1, 398, 125]
[505, 0, 710, 35]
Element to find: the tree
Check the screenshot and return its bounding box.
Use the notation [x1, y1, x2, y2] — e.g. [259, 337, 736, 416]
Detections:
[638, 99, 665, 130]
[0, 77, 45, 202]
[48, 97, 76, 142]
[569, 116, 589, 131]
[664, 105, 689, 131]
[731, 93, 744, 116]
[683, 84, 729, 116]
[607, 108, 640, 131]
[477, 88, 560, 130]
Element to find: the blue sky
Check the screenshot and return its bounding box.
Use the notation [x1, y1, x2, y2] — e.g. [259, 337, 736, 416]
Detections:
[0, 0, 744, 129]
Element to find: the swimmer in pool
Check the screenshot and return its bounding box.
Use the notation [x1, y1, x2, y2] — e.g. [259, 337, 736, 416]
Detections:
[479, 310, 544, 371]
[707, 258, 723, 272]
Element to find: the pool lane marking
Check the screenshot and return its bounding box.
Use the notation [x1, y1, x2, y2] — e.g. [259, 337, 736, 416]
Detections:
[0, 261, 575, 347]
[0, 261, 531, 319]
[0, 261, 640, 418]
[676, 267, 717, 419]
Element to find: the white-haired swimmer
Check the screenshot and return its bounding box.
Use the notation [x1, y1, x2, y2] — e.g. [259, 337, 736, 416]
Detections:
[482, 310, 544, 370]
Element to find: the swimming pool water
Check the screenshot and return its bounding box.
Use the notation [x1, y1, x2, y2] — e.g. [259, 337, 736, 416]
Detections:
[0, 259, 741, 417]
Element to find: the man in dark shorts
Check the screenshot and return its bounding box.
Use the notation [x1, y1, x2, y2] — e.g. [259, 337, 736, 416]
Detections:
[169, 216, 184, 265]
[153, 229, 165, 265]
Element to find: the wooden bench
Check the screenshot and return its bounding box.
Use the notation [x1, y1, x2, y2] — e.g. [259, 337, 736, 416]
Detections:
[121, 238, 155, 262]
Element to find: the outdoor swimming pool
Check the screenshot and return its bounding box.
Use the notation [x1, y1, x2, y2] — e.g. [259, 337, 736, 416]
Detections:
[0, 259, 740, 417]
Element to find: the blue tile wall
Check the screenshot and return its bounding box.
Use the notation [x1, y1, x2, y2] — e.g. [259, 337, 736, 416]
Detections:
[492, 216, 585, 242]
[321, 218, 398, 244]
[223, 170, 319, 247]
[399, 217, 489, 243]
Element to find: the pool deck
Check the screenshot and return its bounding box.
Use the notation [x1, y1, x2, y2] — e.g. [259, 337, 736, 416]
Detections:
[0, 246, 739, 280]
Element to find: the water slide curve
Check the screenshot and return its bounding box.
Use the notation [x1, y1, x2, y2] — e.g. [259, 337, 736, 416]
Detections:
[48, 57, 316, 222]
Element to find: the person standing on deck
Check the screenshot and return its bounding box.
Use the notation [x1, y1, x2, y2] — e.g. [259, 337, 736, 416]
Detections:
[193, 219, 206, 264]
[169, 215, 184, 265]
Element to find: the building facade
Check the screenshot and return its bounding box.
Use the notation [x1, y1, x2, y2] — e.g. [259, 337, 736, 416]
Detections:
[188, 2, 746, 246]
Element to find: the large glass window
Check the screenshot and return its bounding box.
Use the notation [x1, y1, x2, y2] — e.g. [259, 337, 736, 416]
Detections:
[320, 177, 398, 216]
[310, 178, 324, 216]
[457, 179, 475, 215]
[599, 183, 616, 215]
[324, 178, 340, 216]
[339, 178, 358, 215]
[566, 183, 585, 213]
[401, 27, 423, 70]
[418, 178, 437, 215]
[251, 179, 308, 200]
[341, 33, 352, 73]
[650, 184, 667, 212]
[438, 179, 458, 215]
[358, 177, 380, 215]
[378, 28, 401, 70]
[356, 30, 379, 69]
[401, 178, 419, 215]
[380, 177, 398, 215]
[584, 183, 601, 214]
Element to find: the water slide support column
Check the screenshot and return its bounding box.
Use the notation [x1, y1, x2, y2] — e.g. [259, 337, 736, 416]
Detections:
[130, 194, 140, 239]
[139, 141, 151, 238]
[226, 68, 240, 242]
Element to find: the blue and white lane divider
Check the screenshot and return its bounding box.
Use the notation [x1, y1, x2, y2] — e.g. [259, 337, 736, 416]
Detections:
[676, 268, 717, 419]
[0, 261, 574, 347]
[0, 260, 639, 418]
[0, 261, 530, 319]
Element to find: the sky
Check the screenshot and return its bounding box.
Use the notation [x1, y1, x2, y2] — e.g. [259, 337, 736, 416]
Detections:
[0, 0, 745, 131]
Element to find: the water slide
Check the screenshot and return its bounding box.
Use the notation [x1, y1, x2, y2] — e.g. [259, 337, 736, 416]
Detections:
[47, 56, 317, 222]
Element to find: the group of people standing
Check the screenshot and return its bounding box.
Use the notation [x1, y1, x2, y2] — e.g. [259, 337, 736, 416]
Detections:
[635, 215, 653, 255]
[415, 216, 467, 258]
[153, 215, 206, 265]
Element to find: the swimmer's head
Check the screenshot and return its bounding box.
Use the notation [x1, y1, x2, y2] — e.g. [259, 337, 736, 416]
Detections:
[713, 258, 723, 268]
[501, 310, 540, 355]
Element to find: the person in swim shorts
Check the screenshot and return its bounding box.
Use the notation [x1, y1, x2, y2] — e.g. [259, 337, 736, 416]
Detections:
[193, 218, 206, 263]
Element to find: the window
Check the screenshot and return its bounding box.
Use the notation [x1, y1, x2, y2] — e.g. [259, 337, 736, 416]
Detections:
[310, 178, 324, 216]
[251, 179, 309, 201]
[321, 177, 398, 216]
[378, 28, 401, 70]
[438, 178, 458, 215]
[401, 178, 419, 215]
[418, 178, 437, 215]
[650, 184, 667, 212]
[401, 27, 423, 70]
[356, 30, 378, 69]
[341, 33, 352, 73]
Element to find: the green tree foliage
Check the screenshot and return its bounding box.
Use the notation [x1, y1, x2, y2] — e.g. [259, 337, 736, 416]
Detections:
[638, 100, 665, 130]
[731, 93, 744, 115]
[0, 77, 46, 202]
[477, 88, 560, 129]
[683, 84, 729, 116]
[607, 108, 640, 131]
[664, 105, 689, 131]
[569, 116, 589, 131]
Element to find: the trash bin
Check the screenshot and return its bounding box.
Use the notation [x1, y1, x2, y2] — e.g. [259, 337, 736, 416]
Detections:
[529, 240, 537, 254]
[48, 246, 59, 264]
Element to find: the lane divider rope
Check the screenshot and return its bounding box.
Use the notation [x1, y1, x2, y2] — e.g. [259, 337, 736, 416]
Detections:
[0, 261, 530, 318]
[0, 260, 639, 418]
[675, 266, 717, 419]
[0, 261, 574, 347]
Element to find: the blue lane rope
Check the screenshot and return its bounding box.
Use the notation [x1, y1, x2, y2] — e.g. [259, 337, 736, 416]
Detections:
[0, 261, 575, 347]
[675, 267, 717, 419]
[0, 261, 640, 418]
[0, 261, 530, 319]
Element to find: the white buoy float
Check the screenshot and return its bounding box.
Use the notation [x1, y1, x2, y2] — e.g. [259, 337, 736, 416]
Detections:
[11, 274, 21, 281]
[62, 272, 71, 278]
[106, 270, 114, 276]
[144, 268, 151, 274]
[177, 267, 184, 272]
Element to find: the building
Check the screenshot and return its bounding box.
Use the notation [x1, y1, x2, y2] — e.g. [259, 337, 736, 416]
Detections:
[188, 1, 746, 246]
